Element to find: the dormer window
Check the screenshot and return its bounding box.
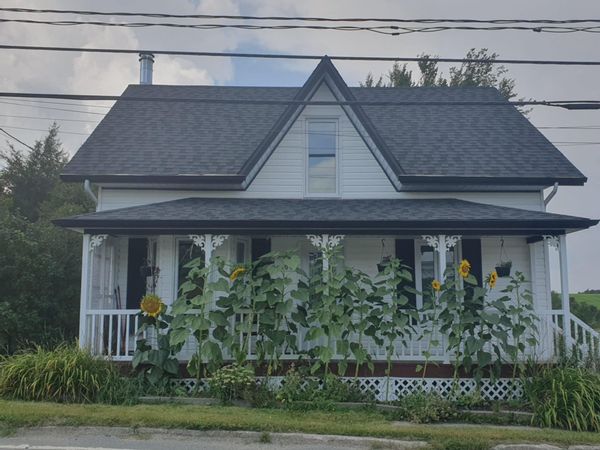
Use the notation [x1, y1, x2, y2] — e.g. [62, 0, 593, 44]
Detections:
[306, 120, 338, 195]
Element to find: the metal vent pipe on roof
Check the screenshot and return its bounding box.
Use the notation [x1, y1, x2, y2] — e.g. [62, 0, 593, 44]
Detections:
[139, 52, 154, 85]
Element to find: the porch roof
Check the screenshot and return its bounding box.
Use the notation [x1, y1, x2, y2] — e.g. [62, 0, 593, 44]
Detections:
[54, 197, 597, 236]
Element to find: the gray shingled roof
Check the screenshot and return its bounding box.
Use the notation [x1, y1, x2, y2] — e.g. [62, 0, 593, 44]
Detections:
[62, 59, 586, 186]
[54, 198, 597, 233]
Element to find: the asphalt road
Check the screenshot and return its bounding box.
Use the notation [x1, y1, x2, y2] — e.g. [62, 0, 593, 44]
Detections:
[0, 427, 424, 450]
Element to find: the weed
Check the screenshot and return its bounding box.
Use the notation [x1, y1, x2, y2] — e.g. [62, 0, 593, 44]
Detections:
[259, 431, 272, 443]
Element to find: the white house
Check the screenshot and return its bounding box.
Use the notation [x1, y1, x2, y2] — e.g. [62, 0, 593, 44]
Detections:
[56, 56, 598, 388]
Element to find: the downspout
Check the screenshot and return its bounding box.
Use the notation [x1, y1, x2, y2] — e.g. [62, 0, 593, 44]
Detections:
[84, 179, 98, 205]
[543, 182, 559, 207]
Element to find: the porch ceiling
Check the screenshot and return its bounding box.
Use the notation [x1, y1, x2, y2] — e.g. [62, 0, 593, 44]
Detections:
[53, 197, 597, 236]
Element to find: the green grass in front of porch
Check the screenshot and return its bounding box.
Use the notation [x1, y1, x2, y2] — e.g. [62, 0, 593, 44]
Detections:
[2, 400, 600, 447]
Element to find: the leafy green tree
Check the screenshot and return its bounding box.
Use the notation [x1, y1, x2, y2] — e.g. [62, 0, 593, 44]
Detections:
[362, 48, 521, 104]
[0, 124, 93, 353]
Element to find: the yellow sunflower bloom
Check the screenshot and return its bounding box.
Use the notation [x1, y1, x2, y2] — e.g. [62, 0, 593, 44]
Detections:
[229, 267, 246, 282]
[487, 270, 498, 289]
[431, 279, 441, 292]
[140, 294, 164, 318]
[458, 259, 471, 279]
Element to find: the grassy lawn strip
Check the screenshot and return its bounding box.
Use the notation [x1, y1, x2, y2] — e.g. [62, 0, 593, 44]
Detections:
[1, 400, 600, 446]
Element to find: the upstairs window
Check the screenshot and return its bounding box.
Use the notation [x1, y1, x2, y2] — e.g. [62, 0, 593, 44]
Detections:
[307, 120, 337, 195]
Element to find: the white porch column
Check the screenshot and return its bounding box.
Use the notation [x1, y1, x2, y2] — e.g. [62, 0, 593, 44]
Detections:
[543, 234, 572, 345]
[421, 235, 461, 282]
[438, 235, 447, 283]
[558, 234, 572, 344]
[189, 233, 229, 276]
[422, 234, 461, 365]
[78, 234, 91, 349]
[306, 234, 345, 271]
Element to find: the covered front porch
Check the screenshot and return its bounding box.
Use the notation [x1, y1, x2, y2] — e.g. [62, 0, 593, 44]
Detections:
[55, 197, 599, 366]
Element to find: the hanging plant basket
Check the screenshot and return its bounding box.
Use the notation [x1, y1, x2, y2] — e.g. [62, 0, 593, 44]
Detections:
[495, 237, 512, 277]
[377, 256, 391, 273]
[495, 261, 512, 278]
[140, 265, 158, 277]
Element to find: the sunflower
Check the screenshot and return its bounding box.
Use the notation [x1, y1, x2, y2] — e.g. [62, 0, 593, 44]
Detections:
[431, 279, 441, 292]
[229, 267, 247, 282]
[140, 294, 164, 318]
[487, 270, 498, 289]
[458, 259, 471, 279]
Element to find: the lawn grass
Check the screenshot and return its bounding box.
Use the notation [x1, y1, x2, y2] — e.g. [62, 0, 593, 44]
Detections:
[572, 293, 600, 308]
[1, 400, 600, 447]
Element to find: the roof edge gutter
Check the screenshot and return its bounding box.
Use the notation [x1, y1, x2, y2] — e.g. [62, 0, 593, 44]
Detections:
[398, 175, 587, 187]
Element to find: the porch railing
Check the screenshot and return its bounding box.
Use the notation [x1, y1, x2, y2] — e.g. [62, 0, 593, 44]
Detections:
[83, 308, 599, 363]
[83, 309, 140, 361]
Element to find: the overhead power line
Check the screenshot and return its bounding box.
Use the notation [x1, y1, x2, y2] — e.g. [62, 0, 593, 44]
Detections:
[2, 8, 600, 25]
[0, 100, 108, 115]
[3, 44, 600, 66]
[6, 96, 112, 108]
[1, 18, 600, 35]
[0, 124, 90, 136]
[1, 92, 600, 109]
[0, 113, 98, 123]
[0, 126, 35, 150]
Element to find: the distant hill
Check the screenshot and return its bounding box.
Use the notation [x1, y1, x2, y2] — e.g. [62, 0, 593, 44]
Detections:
[571, 293, 600, 308]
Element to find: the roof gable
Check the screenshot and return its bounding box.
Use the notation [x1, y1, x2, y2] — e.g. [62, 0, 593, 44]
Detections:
[240, 56, 402, 190]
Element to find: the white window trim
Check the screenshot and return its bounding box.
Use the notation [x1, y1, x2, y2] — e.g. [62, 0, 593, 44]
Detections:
[304, 117, 340, 198]
[234, 237, 251, 264]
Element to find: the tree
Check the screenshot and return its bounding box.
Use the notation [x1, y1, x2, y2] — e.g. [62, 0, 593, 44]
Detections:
[361, 62, 414, 88]
[0, 124, 93, 353]
[361, 48, 521, 104]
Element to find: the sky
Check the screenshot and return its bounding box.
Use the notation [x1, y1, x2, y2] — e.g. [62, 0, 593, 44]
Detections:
[0, 0, 599, 291]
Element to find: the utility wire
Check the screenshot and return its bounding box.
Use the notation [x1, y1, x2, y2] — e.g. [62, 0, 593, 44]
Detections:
[0, 100, 108, 115]
[2, 18, 600, 34]
[0, 113, 99, 123]
[1, 92, 600, 109]
[0, 126, 35, 150]
[0, 124, 90, 136]
[3, 44, 600, 66]
[5, 96, 112, 108]
[2, 8, 600, 25]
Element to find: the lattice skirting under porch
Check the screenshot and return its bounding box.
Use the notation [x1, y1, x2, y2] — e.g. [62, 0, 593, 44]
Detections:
[172, 377, 523, 402]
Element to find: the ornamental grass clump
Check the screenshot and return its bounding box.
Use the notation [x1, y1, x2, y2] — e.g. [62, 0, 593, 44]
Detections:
[525, 366, 600, 432]
[0, 345, 134, 404]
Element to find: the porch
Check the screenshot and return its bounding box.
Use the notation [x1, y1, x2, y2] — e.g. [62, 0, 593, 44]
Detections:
[55, 197, 600, 366]
[78, 233, 594, 364]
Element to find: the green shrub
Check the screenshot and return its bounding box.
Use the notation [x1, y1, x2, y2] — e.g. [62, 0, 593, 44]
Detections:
[276, 367, 373, 408]
[394, 392, 456, 423]
[242, 380, 277, 408]
[209, 364, 255, 404]
[453, 392, 489, 410]
[0, 345, 137, 404]
[524, 366, 600, 431]
[318, 374, 374, 403]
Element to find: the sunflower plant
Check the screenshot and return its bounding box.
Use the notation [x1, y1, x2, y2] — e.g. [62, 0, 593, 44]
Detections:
[372, 257, 417, 401]
[215, 250, 305, 373]
[497, 271, 538, 379]
[133, 294, 179, 389]
[169, 255, 230, 383]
